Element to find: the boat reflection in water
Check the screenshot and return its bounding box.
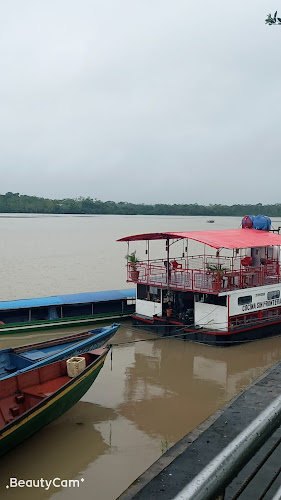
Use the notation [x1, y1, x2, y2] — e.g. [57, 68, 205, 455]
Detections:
[0, 401, 117, 500]
[117, 332, 281, 443]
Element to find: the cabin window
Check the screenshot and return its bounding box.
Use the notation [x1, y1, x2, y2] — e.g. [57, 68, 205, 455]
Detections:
[238, 295, 252, 306]
[31, 307, 49, 321]
[267, 290, 280, 300]
[148, 286, 161, 302]
[137, 284, 160, 302]
[48, 306, 61, 320]
[62, 303, 92, 318]
[195, 294, 226, 306]
[137, 284, 147, 300]
[0, 309, 29, 324]
[95, 300, 121, 314]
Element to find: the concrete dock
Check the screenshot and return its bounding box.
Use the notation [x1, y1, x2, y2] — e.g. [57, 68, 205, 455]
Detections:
[118, 360, 281, 499]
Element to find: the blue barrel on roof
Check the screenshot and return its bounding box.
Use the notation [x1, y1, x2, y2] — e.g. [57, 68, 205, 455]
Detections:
[252, 215, 271, 231]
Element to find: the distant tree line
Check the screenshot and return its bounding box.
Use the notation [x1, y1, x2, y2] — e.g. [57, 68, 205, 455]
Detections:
[1, 192, 281, 217]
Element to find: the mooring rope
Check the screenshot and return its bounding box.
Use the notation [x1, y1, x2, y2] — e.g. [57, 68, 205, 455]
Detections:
[107, 326, 281, 348]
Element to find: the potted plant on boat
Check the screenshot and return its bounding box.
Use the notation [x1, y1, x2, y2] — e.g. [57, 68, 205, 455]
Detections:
[125, 251, 140, 281]
[206, 264, 226, 291]
[166, 302, 173, 318]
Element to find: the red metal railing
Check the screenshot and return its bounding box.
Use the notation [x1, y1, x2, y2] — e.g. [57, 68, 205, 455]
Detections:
[126, 258, 281, 294]
[229, 306, 281, 330]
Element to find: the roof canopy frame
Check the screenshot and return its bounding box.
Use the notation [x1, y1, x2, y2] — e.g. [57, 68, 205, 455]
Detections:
[118, 229, 281, 251]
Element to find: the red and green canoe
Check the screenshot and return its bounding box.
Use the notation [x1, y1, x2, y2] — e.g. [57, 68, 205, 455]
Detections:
[0, 347, 109, 456]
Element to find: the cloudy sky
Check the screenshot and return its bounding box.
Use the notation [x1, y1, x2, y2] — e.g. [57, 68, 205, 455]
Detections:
[0, 1, 280, 205]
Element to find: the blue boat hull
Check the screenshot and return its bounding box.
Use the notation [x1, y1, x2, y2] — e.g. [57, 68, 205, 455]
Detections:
[0, 323, 120, 380]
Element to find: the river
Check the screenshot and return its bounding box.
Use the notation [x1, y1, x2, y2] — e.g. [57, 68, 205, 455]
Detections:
[1, 214, 281, 500]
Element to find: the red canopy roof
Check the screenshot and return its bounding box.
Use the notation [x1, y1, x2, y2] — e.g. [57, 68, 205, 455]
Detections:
[117, 229, 281, 249]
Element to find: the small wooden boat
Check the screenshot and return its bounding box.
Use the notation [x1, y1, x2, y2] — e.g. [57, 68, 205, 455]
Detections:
[0, 347, 109, 456]
[207, 220, 215, 223]
[0, 323, 119, 380]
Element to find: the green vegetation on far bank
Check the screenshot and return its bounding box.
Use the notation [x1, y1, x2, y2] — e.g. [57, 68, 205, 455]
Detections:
[1, 192, 281, 217]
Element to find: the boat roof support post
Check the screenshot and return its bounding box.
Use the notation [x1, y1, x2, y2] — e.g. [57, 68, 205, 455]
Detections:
[146, 240, 150, 284]
[127, 241, 129, 276]
[204, 244, 206, 270]
[166, 239, 170, 288]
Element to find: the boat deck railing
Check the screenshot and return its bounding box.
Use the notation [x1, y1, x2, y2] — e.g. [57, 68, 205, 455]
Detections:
[127, 258, 281, 294]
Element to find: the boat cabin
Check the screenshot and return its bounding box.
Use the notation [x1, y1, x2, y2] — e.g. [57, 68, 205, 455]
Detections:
[118, 229, 281, 339]
[0, 290, 135, 334]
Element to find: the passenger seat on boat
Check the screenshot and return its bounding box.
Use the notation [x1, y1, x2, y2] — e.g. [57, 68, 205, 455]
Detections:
[241, 256, 255, 287]
[171, 260, 182, 270]
[241, 256, 253, 267]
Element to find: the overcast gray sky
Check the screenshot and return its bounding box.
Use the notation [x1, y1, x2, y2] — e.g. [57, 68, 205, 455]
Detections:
[0, 1, 280, 205]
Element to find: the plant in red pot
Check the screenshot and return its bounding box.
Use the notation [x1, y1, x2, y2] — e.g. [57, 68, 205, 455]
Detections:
[166, 302, 173, 318]
[125, 251, 140, 281]
[206, 263, 226, 292]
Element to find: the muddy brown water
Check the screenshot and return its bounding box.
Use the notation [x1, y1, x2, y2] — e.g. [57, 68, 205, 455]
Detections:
[1, 214, 281, 499]
[2, 322, 281, 500]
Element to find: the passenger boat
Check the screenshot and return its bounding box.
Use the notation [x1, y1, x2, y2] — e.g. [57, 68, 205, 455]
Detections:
[118, 217, 281, 346]
[0, 323, 119, 380]
[0, 289, 135, 335]
[0, 347, 109, 456]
